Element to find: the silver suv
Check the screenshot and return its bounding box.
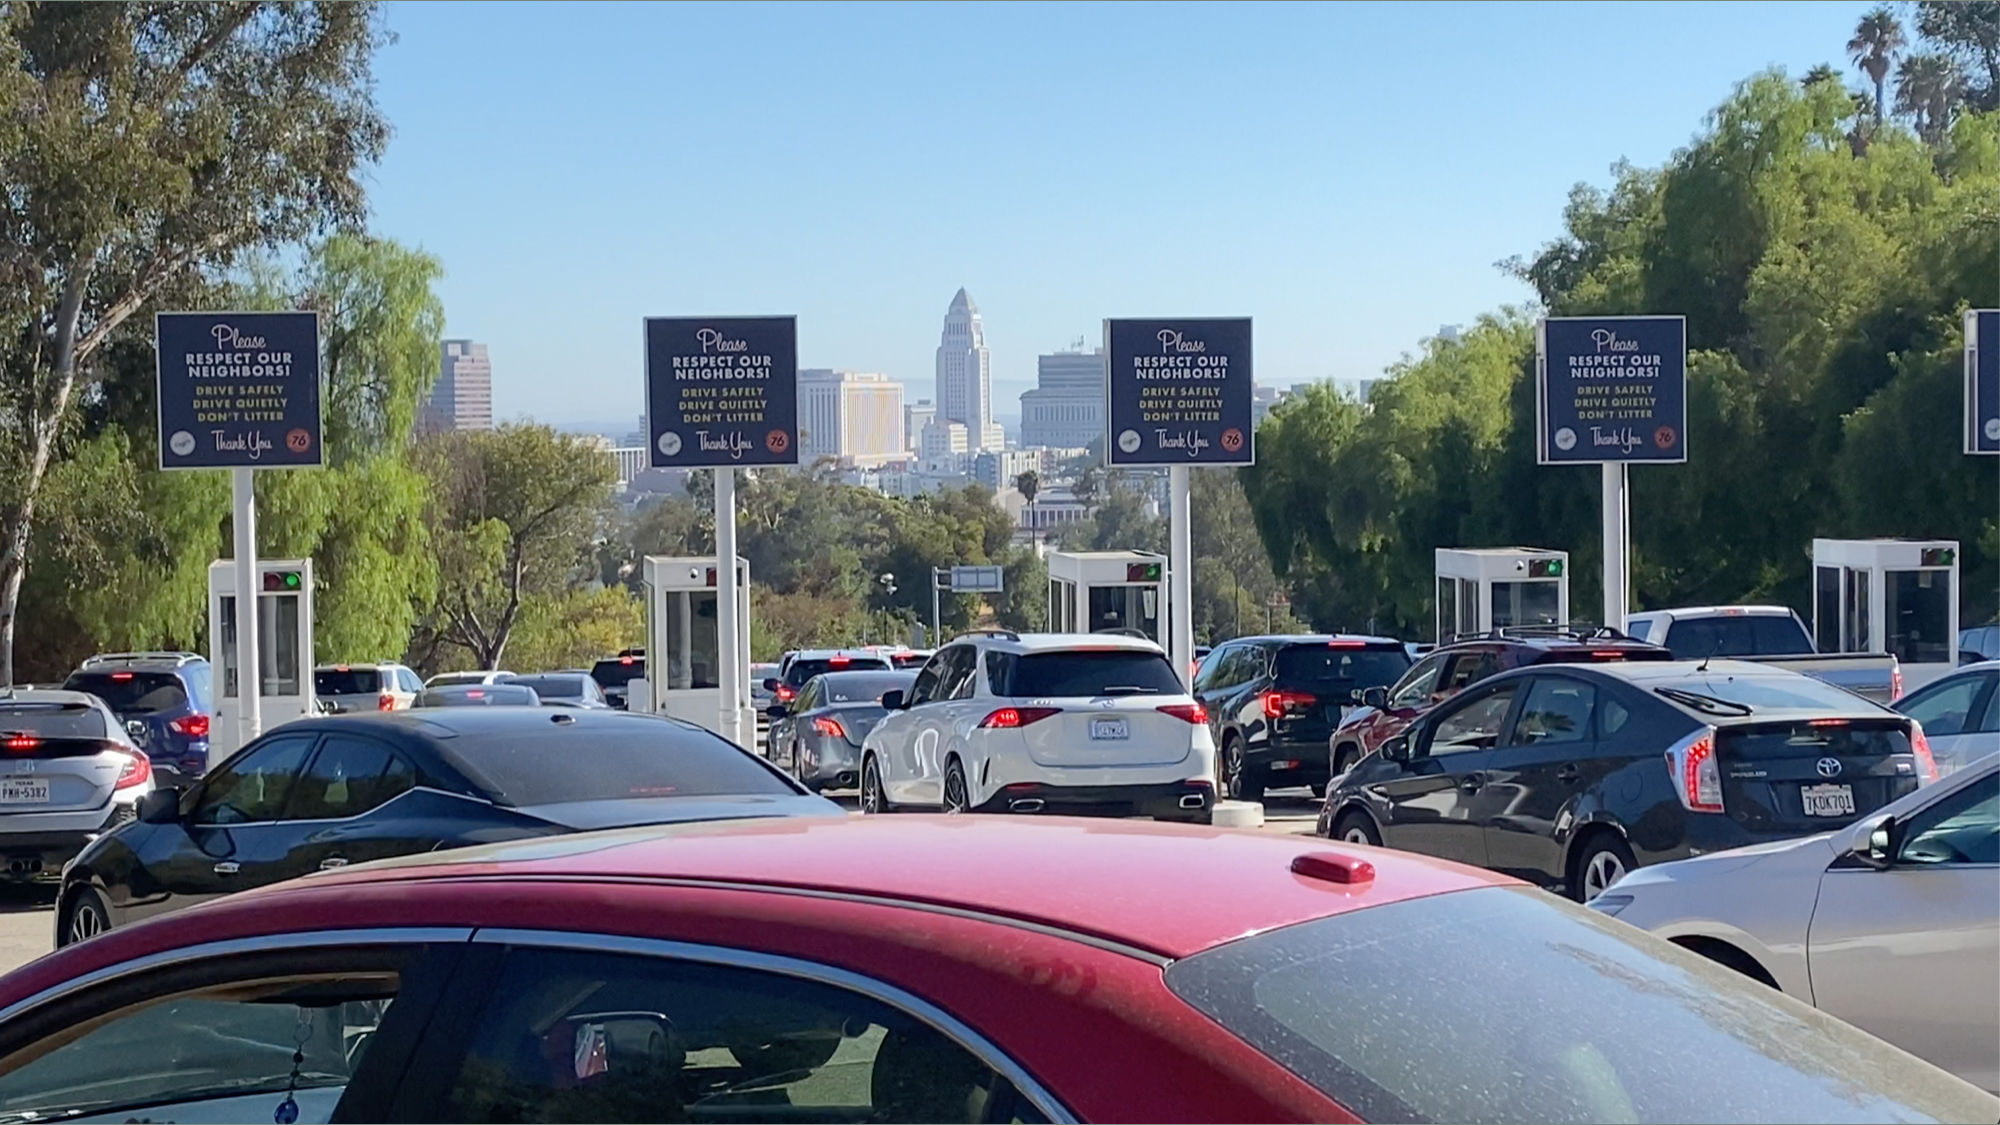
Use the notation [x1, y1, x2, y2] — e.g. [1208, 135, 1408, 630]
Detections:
[312, 663, 422, 713]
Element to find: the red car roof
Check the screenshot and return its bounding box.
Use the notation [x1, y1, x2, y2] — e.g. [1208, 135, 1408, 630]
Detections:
[247, 815, 1508, 959]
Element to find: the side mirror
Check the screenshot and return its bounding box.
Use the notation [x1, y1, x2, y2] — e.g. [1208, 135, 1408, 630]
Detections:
[137, 787, 182, 825]
[762, 678, 780, 692]
[880, 689, 905, 712]
[1846, 813, 1899, 870]
[1361, 687, 1388, 710]
[766, 703, 788, 719]
[1382, 735, 1411, 763]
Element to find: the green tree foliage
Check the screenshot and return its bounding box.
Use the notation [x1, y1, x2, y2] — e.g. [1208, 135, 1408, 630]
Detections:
[417, 424, 617, 670]
[1243, 72, 2000, 636]
[503, 587, 643, 674]
[1914, 1, 2000, 110]
[1849, 6, 1906, 129]
[0, 1, 388, 684]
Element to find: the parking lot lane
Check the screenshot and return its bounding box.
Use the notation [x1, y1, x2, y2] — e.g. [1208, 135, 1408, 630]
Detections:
[0, 887, 56, 976]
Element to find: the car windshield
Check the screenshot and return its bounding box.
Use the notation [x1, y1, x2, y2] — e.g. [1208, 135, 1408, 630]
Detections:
[428, 672, 500, 687]
[417, 685, 540, 707]
[1166, 886, 1992, 1124]
[507, 675, 586, 699]
[1654, 671, 1880, 713]
[62, 672, 187, 715]
[589, 659, 645, 688]
[786, 656, 890, 685]
[817, 672, 914, 704]
[0, 701, 106, 738]
[998, 650, 1183, 697]
[314, 669, 380, 696]
[445, 721, 797, 806]
[1662, 615, 1815, 659]
[1274, 645, 1411, 694]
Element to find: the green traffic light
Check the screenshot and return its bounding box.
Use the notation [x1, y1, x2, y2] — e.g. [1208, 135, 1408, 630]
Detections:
[1548, 561, 1564, 577]
[285, 572, 301, 589]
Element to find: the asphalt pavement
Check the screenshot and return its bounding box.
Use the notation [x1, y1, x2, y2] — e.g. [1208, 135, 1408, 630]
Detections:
[0, 792, 1322, 979]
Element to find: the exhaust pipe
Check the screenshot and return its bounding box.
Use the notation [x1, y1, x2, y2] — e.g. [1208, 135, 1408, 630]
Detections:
[1009, 798, 1045, 813]
[1179, 793, 1207, 809]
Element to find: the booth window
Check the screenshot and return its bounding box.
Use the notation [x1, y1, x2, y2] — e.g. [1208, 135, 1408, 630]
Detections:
[663, 590, 720, 691]
[218, 594, 302, 699]
[1885, 569, 1951, 665]
[1436, 578, 1457, 642]
[1491, 581, 1559, 631]
[1815, 566, 1841, 652]
[1845, 568, 1872, 653]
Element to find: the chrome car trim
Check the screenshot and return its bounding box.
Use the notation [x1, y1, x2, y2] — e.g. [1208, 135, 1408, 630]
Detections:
[0, 927, 475, 1023]
[472, 927, 1078, 1123]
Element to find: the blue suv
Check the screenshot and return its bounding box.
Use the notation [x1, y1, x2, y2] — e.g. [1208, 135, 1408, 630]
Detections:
[63, 653, 213, 783]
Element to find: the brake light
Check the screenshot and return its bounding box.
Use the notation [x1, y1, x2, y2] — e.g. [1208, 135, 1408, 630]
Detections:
[1156, 702, 1208, 724]
[979, 707, 1060, 729]
[168, 714, 210, 739]
[377, 692, 395, 711]
[1909, 721, 1939, 784]
[1890, 666, 1903, 702]
[1665, 728, 1723, 813]
[1589, 651, 1626, 660]
[2, 737, 38, 752]
[812, 716, 848, 739]
[110, 672, 134, 681]
[1328, 640, 1365, 648]
[775, 684, 796, 703]
[114, 749, 151, 791]
[620, 656, 634, 665]
[1806, 717, 1849, 727]
[467, 690, 485, 699]
[830, 656, 851, 667]
[1262, 690, 1316, 719]
[335, 664, 350, 672]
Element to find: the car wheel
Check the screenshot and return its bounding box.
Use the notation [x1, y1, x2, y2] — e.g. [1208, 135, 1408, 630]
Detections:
[1224, 738, 1264, 802]
[1332, 809, 1381, 846]
[59, 887, 110, 947]
[860, 757, 890, 815]
[1571, 833, 1636, 901]
[942, 759, 971, 814]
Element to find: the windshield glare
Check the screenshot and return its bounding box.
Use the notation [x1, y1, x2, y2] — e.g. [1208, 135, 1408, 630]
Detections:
[1275, 646, 1411, 692]
[1166, 886, 1991, 1123]
[448, 723, 797, 805]
[0, 703, 106, 738]
[1657, 672, 1882, 712]
[63, 673, 188, 715]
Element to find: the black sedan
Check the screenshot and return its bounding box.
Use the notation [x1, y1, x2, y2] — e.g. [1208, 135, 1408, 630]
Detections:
[54, 708, 843, 947]
[506, 672, 610, 708]
[767, 670, 914, 792]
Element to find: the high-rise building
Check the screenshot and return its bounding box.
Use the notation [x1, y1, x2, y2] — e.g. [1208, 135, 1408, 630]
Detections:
[1019, 345, 1105, 449]
[972, 449, 1042, 493]
[798, 369, 906, 466]
[920, 418, 969, 462]
[904, 399, 936, 453]
[936, 289, 1003, 451]
[423, 340, 495, 433]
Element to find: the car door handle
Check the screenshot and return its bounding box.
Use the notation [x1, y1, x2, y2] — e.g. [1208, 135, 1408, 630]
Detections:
[319, 857, 349, 871]
[1555, 764, 1581, 784]
[1458, 772, 1485, 793]
[212, 861, 240, 876]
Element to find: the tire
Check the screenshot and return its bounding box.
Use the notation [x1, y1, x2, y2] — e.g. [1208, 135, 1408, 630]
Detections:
[942, 758, 971, 814]
[59, 887, 110, 948]
[860, 756, 890, 815]
[1223, 738, 1265, 803]
[1570, 832, 1636, 901]
[1331, 809, 1381, 846]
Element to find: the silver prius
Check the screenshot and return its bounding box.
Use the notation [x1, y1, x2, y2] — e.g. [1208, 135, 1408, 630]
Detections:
[1593, 751, 1999, 1093]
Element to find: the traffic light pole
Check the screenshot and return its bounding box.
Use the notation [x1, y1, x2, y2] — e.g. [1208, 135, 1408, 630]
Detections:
[231, 467, 262, 746]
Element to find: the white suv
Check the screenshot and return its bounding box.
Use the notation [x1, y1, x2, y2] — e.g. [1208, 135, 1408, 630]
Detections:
[860, 632, 1215, 822]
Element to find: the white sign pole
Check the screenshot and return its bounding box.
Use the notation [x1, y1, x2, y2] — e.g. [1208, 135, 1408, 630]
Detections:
[715, 468, 743, 747]
[1169, 465, 1195, 688]
[1601, 462, 1629, 632]
[230, 467, 262, 747]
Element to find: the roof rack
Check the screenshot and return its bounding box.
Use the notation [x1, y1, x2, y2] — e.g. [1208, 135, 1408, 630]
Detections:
[951, 629, 1021, 642]
[1090, 628, 1155, 640]
[81, 652, 202, 666]
[1444, 626, 1642, 645]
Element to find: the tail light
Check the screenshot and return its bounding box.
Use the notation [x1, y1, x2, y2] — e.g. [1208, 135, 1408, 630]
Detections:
[1665, 727, 1723, 813]
[1262, 690, 1316, 719]
[1156, 702, 1208, 724]
[114, 750, 152, 791]
[2, 736, 38, 752]
[979, 707, 1060, 729]
[812, 716, 848, 740]
[169, 714, 210, 739]
[377, 692, 395, 711]
[1909, 721, 1939, 783]
[775, 684, 796, 703]
[1890, 666, 1904, 702]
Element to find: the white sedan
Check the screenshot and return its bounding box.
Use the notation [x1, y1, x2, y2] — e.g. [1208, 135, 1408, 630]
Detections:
[1592, 752, 1999, 1093]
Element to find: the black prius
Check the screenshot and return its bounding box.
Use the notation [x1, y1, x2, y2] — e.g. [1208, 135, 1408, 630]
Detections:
[54, 708, 843, 947]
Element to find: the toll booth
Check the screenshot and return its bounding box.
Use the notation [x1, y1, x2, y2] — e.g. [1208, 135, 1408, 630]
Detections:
[641, 555, 750, 736]
[207, 558, 315, 762]
[1813, 538, 1960, 692]
[1047, 551, 1167, 647]
[1434, 548, 1569, 644]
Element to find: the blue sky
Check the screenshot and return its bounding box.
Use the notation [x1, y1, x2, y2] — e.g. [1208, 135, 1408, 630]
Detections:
[367, 0, 1869, 431]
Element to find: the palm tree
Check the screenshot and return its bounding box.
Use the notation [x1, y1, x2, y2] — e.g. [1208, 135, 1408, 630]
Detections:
[1801, 63, 1842, 90]
[1895, 51, 1965, 145]
[1848, 7, 1905, 130]
[1014, 469, 1040, 544]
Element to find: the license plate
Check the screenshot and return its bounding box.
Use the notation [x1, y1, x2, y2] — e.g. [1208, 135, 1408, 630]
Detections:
[1089, 718, 1129, 741]
[0, 779, 49, 804]
[1801, 783, 1855, 817]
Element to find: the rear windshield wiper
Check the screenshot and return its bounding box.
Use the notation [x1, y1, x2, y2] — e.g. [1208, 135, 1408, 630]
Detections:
[1654, 686, 1754, 717]
[1094, 686, 1162, 696]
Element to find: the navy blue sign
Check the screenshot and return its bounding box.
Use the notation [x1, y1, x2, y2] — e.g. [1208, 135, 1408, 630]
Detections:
[1537, 316, 1688, 465]
[1105, 318, 1254, 467]
[1968, 310, 1999, 456]
[156, 311, 322, 470]
[646, 317, 799, 468]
